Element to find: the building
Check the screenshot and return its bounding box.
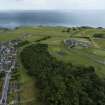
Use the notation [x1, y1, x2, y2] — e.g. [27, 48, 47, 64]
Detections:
[64, 39, 91, 48]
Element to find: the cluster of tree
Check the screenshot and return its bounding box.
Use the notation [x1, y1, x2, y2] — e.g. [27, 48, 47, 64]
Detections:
[62, 26, 93, 33]
[80, 26, 93, 29]
[0, 27, 10, 31]
[0, 72, 5, 92]
[20, 44, 105, 105]
[62, 27, 77, 33]
[0, 72, 5, 78]
[93, 33, 105, 38]
[16, 40, 30, 47]
[97, 27, 103, 29]
[35, 36, 51, 42]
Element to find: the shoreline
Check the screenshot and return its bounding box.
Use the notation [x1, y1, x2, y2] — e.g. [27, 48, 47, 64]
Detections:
[0, 25, 104, 30]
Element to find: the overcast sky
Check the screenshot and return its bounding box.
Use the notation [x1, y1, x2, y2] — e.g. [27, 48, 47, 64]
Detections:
[0, 0, 105, 10]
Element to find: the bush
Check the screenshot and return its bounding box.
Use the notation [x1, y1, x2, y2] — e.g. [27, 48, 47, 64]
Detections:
[93, 33, 105, 38]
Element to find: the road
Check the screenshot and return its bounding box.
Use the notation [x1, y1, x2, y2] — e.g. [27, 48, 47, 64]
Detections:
[0, 71, 11, 105]
[0, 62, 15, 105]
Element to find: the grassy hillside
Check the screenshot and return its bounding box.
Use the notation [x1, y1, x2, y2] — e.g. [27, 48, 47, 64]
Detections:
[1, 26, 105, 104]
[0, 26, 105, 77]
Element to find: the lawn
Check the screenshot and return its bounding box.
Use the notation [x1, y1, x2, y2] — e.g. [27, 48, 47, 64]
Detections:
[19, 66, 40, 105]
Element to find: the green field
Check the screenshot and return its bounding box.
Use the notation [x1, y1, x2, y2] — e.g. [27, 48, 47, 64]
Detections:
[0, 26, 105, 104]
[5, 26, 104, 77]
[19, 66, 40, 105]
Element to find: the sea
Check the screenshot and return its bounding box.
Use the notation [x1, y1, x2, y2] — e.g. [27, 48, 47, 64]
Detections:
[0, 10, 105, 28]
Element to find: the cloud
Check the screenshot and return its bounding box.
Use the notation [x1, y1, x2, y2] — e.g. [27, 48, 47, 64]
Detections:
[0, 0, 105, 10]
[47, 0, 105, 10]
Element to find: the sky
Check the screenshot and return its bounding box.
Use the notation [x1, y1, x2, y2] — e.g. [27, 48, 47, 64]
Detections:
[0, 0, 105, 10]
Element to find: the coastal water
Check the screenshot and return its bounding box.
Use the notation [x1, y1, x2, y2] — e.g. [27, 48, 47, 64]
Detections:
[0, 10, 105, 28]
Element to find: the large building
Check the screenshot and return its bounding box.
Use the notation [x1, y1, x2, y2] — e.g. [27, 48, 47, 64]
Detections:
[64, 39, 91, 48]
